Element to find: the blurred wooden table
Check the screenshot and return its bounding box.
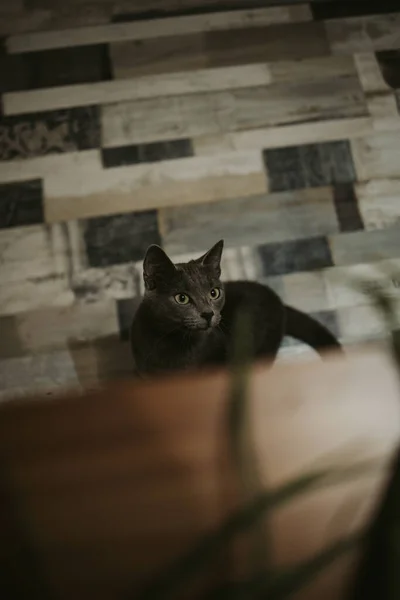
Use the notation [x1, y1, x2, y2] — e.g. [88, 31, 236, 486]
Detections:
[0, 347, 399, 600]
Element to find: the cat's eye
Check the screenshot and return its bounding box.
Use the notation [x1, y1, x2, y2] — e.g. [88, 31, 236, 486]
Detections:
[210, 288, 221, 300]
[174, 293, 190, 305]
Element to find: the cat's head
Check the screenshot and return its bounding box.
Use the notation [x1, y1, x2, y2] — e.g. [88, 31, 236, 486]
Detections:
[143, 240, 225, 331]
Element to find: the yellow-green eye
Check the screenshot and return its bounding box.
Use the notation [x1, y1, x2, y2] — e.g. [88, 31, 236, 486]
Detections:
[210, 287, 221, 300]
[174, 293, 190, 305]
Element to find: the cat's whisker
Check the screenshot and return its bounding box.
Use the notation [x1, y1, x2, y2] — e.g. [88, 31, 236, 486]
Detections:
[217, 322, 229, 334]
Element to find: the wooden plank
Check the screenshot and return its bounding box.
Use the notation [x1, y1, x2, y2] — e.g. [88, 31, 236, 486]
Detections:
[323, 257, 400, 310]
[206, 21, 330, 66]
[0, 151, 99, 185]
[0, 301, 119, 358]
[159, 187, 339, 256]
[350, 130, 400, 181]
[109, 20, 329, 78]
[0, 223, 69, 287]
[329, 225, 400, 266]
[3, 55, 358, 116]
[0, 275, 74, 317]
[3, 64, 272, 115]
[7, 5, 311, 53]
[269, 54, 356, 84]
[353, 52, 390, 93]
[282, 270, 331, 313]
[102, 76, 367, 147]
[357, 179, 400, 230]
[225, 77, 367, 131]
[45, 172, 267, 222]
[43, 150, 266, 222]
[193, 118, 374, 155]
[110, 32, 208, 79]
[327, 13, 400, 54]
[0, 350, 80, 402]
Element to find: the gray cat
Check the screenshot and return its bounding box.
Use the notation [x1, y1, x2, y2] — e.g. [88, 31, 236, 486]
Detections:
[130, 240, 341, 376]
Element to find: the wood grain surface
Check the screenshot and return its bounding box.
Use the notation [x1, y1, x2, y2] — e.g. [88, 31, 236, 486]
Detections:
[0, 347, 399, 599]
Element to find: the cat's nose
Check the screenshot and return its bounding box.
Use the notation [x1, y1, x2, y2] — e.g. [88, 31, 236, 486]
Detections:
[201, 311, 214, 325]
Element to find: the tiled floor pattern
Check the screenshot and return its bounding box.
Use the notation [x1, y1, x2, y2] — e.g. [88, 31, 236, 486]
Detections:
[1, 0, 400, 399]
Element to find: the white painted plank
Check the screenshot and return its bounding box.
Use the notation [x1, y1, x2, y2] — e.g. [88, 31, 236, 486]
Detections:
[160, 187, 338, 256]
[44, 150, 266, 221]
[283, 271, 331, 313]
[357, 179, 400, 230]
[353, 52, 390, 93]
[0, 223, 69, 286]
[0, 351, 79, 401]
[0, 150, 100, 185]
[337, 305, 388, 342]
[7, 5, 311, 53]
[102, 76, 367, 147]
[323, 258, 400, 311]
[3, 64, 272, 115]
[351, 131, 400, 181]
[194, 117, 374, 155]
[46, 150, 264, 196]
[2, 55, 359, 117]
[270, 54, 356, 84]
[71, 263, 142, 303]
[0, 275, 74, 317]
[329, 226, 400, 267]
[14, 301, 119, 353]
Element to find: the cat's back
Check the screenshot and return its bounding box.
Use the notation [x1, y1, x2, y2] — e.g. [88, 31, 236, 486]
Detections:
[221, 280, 285, 357]
[223, 280, 282, 311]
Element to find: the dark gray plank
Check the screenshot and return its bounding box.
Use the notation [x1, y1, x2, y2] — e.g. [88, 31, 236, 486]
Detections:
[264, 141, 356, 193]
[263, 147, 306, 191]
[102, 139, 193, 168]
[333, 183, 364, 232]
[258, 236, 333, 276]
[0, 43, 31, 100]
[25, 45, 111, 90]
[312, 1, 400, 20]
[83, 210, 161, 268]
[0, 180, 43, 229]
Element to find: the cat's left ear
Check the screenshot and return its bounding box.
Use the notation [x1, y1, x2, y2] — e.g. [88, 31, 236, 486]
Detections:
[196, 239, 224, 276]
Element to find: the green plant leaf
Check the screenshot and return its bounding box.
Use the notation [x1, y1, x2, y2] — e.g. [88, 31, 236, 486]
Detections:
[206, 532, 361, 599]
[349, 448, 400, 600]
[353, 275, 400, 368]
[137, 461, 378, 600]
[228, 309, 269, 584]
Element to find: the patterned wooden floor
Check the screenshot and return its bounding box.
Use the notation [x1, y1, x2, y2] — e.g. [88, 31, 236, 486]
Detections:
[1, 0, 400, 399]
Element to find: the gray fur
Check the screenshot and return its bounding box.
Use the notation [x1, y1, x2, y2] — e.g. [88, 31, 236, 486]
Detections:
[130, 240, 341, 376]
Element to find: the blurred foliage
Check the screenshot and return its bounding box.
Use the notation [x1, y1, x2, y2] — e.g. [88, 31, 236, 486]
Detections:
[348, 280, 400, 600]
[138, 277, 400, 600]
[138, 463, 375, 600]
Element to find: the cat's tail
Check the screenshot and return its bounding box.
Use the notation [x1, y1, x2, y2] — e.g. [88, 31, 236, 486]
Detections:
[284, 305, 343, 355]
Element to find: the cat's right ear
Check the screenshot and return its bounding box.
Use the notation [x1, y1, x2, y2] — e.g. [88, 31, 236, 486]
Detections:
[196, 239, 224, 276]
[143, 245, 176, 290]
